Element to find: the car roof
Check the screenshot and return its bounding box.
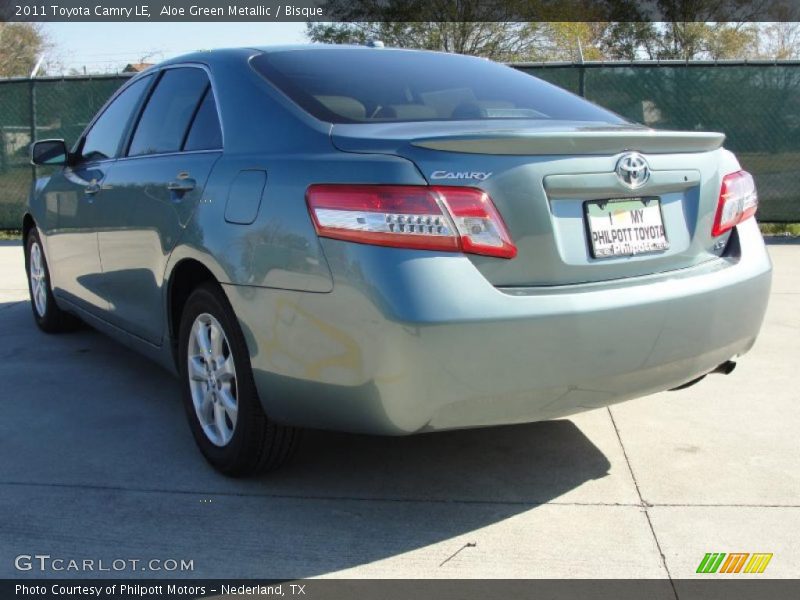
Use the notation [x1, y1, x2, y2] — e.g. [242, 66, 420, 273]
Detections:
[250, 44, 381, 53]
[154, 44, 449, 69]
[248, 44, 436, 54]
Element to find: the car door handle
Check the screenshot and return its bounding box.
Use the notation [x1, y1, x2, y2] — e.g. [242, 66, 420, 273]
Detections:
[167, 178, 196, 193]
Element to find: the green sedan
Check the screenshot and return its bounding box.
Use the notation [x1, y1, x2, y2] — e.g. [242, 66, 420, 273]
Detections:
[24, 46, 771, 475]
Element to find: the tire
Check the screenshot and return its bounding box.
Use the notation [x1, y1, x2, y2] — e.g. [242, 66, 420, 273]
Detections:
[178, 282, 300, 476]
[24, 228, 80, 333]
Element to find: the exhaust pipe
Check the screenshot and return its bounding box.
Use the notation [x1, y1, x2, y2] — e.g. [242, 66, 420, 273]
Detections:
[710, 360, 737, 376]
[669, 360, 736, 391]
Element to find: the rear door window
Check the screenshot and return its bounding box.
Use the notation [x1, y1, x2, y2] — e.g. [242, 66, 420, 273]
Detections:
[128, 68, 209, 156]
[183, 87, 223, 151]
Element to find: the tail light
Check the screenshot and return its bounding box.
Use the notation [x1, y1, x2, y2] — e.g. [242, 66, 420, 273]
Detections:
[712, 170, 758, 237]
[306, 184, 517, 259]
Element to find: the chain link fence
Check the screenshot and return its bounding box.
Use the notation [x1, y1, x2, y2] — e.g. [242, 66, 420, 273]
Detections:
[1, 62, 798, 228]
[0, 74, 128, 228]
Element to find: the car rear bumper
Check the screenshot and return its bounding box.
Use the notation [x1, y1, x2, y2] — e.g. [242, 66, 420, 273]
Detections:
[224, 218, 771, 435]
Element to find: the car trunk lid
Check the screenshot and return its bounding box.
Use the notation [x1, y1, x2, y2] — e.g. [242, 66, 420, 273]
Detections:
[331, 121, 729, 287]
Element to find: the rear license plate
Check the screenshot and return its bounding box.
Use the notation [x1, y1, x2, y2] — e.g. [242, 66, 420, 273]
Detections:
[585, 197, 669, 258]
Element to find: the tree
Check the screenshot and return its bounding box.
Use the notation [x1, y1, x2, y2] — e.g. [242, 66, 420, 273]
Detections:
[306, 0, 574, 61]
[540, 22, 610, 60]
[758, 22, 800, 59]
[645, 0, 761, 60]
[703, 23, 758, 59]
[598, 22, 659, 60]
[0, 23, 48, 77]
[306, 0, 796, 62]
[306, 21, 549, 62]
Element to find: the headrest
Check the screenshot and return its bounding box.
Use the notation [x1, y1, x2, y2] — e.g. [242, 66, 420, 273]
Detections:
[314, 95, 366, 120]
[376, 104, 439, 120]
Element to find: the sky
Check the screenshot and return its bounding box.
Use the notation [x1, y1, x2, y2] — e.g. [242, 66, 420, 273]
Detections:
[45, 22, 308, 74]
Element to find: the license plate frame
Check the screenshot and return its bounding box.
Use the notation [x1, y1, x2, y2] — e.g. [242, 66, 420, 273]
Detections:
[584, 197, 669, 259]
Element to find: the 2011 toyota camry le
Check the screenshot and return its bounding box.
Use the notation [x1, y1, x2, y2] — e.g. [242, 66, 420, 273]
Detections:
[24, 45, 772, 476]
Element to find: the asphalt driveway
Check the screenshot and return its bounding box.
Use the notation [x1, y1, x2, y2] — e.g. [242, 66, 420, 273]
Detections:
[0, 238, 798, 580]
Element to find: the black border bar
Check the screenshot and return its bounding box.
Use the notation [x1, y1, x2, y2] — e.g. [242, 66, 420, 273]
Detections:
[2, 0, 800, 23]
[5, 579, 800, 600]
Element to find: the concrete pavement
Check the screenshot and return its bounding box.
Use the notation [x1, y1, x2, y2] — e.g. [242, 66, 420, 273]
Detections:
[0, 239, 797, 580]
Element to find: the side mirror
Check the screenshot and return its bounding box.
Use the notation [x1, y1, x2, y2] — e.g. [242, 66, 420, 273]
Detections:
[31, 139, 69, 166]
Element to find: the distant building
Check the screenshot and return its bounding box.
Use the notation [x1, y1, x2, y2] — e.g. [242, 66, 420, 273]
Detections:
[122, 63, 154, 73]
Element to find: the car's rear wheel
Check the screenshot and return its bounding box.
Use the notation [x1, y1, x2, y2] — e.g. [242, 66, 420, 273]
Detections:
[178, 282, 300, 476]
[25, 228, 80, 333]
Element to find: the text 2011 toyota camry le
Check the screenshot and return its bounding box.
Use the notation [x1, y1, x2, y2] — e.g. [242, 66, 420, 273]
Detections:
[24, 46, 771, 475]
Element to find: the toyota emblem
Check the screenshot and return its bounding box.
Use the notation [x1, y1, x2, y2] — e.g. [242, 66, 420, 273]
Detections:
[616, 152, 650, 189]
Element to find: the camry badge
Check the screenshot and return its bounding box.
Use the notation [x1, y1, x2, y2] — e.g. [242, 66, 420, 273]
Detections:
[431, 170, 492, 181]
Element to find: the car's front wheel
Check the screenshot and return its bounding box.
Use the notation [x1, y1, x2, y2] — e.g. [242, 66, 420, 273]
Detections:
[25, 228, 80, 332]
[178, 282, 300, 476]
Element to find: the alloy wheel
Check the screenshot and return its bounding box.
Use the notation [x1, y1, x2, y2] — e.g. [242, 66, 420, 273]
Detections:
[29, 241, 47, 317]
[187, 313, 238, 447]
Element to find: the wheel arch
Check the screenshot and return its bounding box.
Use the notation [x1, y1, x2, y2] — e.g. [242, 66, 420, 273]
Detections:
[166, 257, 222, 367]
[22, 213, 36, 245]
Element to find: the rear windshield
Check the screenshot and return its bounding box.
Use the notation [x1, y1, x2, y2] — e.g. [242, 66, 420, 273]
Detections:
[252, 49, 626, 125]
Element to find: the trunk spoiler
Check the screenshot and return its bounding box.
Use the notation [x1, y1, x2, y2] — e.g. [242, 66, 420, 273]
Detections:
[412, 130, 725, 155]
[331, 122, 725, 156]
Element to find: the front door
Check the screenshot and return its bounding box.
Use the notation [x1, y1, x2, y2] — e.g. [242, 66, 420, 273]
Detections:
[43, 74, 153, 314]
[39, 160, 108, 313]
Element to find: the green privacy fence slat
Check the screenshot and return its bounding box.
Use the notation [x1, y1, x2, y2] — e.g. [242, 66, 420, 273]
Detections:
[0, 79, 34, 229]
[1, 63, 798, 228]
[0, 75, 132, 228]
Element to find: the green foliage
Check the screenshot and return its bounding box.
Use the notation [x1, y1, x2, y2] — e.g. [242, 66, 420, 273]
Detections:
[0, 229, 22, 240]
[760, 222, 800, 236]
[597, 23, 659, 60]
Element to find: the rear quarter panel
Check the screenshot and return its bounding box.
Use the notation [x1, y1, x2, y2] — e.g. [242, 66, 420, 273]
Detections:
[165, 51, 431, 293]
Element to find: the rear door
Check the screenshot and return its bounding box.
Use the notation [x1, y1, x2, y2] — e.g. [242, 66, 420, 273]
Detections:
[43, 75, 152, 313]
[97, 66, 223, 344]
